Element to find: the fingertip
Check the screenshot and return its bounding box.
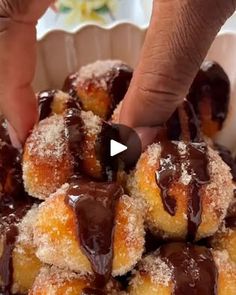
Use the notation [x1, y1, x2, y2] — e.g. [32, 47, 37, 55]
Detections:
[119, 99, 161, 150]
[2, 88, 38, 145]
[134, 127, 160, 151]
[6, 121, 22, 149]
[16, 103, 38, 144]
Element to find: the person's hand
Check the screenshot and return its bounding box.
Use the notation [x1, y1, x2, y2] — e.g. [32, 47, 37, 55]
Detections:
[0, 0, 52, 147]
[119, 0, 236, 149]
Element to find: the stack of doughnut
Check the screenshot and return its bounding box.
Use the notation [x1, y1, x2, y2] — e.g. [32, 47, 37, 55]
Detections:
[0, 59, 236, 295]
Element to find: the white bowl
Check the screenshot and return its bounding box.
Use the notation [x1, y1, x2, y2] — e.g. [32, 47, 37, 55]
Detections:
[36, 0, 152, 39]
[34, 23, 236, 153]
[33, 22, 146, 91]
[206, 32, 236, 153]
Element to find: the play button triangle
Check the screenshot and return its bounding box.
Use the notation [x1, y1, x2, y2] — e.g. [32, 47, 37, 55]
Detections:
[110, 139, 127, 157]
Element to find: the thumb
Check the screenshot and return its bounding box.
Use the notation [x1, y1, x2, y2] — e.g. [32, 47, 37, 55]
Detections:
[0, 0, 52, 146]
[119, 0, 235, 146]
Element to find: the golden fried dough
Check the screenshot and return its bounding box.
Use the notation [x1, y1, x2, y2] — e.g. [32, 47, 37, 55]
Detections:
[34, 184, 145, 276]
[128, 142, 234, 240]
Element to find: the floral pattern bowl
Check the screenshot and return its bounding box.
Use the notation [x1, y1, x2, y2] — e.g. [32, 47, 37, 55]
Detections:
[37, 0, 151, 38]
[54, 0, 118, 23]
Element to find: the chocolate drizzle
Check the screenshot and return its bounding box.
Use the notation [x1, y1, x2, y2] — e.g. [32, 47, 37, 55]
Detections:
[0, 224, 18, 295]
[225, 215, 236, 229]
[38, 90, 56, 121]
[183, 101, 201, 142]
[65, 178, 123, 292]
[156, 141, 210, 240]
[166, 100, 201, 142]
[38, 90, 80, 122]
[187, 61, 230, 128]
[0, 194, 34, 295]
[0, 142, 24, 199]
[166, 108, 182, 141]
[96, 122, 120, 182]
[156, 142, 179, 216]
[107, 65, 133, 115]
[186, 144, 210, 240]
[64, 106, 84, 173]
[39, 90, 84, 174]
[0, 142, 34, 294]
[63, 73, 78, 97]
[159, 243, 218, 295]
[82, 288, 106, 295]
[225, 199, 236, 229]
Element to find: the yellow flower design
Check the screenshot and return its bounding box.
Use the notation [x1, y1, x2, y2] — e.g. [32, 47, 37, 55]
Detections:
[56, 0, 117, 24]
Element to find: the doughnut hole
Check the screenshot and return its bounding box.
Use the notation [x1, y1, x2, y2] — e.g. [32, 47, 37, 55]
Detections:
[33, 184, 145, 276]
[0, 207, 42, 294]
[210, 226, 236, 263]
[129, 246, 236, 295]
[213, 250, 236, 295]
[128, 142, 234, 240]
[63, 60, 132, 120]
[23, 115, 73, 199]
[81, 111, 126, 183]
[29, 266, 120, 295]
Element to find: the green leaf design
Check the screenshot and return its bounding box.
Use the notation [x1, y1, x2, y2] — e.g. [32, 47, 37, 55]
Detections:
[59, 5, 72, 14]
[94, 4, 110, 14]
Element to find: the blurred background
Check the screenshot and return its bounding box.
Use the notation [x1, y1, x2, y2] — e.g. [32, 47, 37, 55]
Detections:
[37, 0, 236, 39]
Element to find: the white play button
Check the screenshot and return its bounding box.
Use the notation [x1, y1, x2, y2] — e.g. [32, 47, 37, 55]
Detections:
[110, 139, 127, 157]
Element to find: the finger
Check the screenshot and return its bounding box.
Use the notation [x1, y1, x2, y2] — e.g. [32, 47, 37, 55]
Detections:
[2, 0, 53, 23]
[134, 127, 160, 150]
[120, 0, 235, 132]
[7, 121, 22, 149]
[0, 19, 38, 143]
[0, 0, 52, 145]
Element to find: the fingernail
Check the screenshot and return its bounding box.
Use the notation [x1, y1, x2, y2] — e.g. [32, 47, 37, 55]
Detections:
[6, 121, 22, 149]
[135, 127, 160, 150]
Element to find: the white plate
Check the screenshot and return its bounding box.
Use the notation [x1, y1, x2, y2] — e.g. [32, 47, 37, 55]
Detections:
[34, 23, 236, 153]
